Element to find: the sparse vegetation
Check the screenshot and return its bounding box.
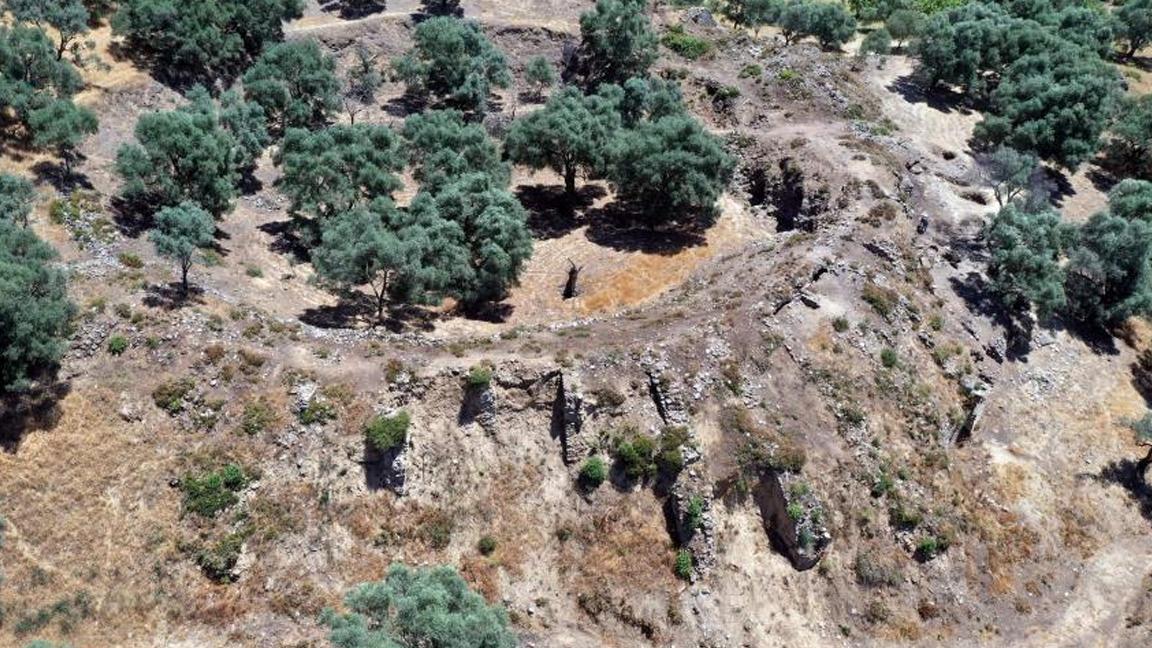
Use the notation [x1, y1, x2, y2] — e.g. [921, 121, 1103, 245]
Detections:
[180, 464, 249, 518]
[365, 411, 410, 452]
[579, 456, 608, 488]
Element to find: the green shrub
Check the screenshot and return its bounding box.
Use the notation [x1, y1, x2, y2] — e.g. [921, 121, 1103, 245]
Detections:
[854, 551, 902, 587]
[106, 335, 128, 356]
[113, 303, 132, 319]
[674, 549, 693, 580]
[477, 535, 497, 556]
[298, 400, 336, 425]
[467, 364, 493, 388]
[198, 531, 246, 581]
[880, 347, 898, 368]
[152, 377, 195, 414]
[787, 502, 805, 520]
[579, 456, 607, 488]
[365, 410, 410, 451]
[777, 68, 800, 81]
[889, 503, 922, 530]
[245, 265, 263, 278]
[240, 399, 276, 435]
[916, 535, 949, 560]
[118, 252, 144, 268]
[615, 434, 657, 480]
[738, 63, 763, 78]
[871, 472, 895, 497]
[181, 464, 249, 517]
[686, 496, 704, 530]
[661, 25, 713, 59]
[656, 425, 690, 478]
[832, 316, 850, 332]
[862, 282, 899, 319]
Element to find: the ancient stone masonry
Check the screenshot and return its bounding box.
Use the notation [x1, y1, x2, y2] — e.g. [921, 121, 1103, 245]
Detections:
[641, 355, 690, 427]
[668, 476, 718, 580]
[554, 370, 590, 465]
[751, 470, 830, 571]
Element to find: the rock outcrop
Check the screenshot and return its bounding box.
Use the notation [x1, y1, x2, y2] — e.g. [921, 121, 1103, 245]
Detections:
[751, 470, 830, 571]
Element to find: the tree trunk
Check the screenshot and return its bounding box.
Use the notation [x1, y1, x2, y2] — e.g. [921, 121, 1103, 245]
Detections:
[564, 166, 577, 198]
[181, 262, 190, 295]
[1137, 447, 1152, 481]
[563, 260, 581, 299]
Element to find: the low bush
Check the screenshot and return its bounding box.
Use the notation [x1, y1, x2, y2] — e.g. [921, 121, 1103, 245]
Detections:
[181, 464, 249, 517]
[107, 335, 129, 356]
[240, 399, 276, 436]
[118, 252, 144, 268]
[477, 535, 497, 556]
[467, 363, 493, 388]
[674, 550, 693, 580]
[365, 410, 410, 452]
[614, 433, 657, 480]
[661, 25, 712, 59]
[579, 456, 607, 488]
[152, 377, 196, 414]
[862, 282, 899, 319]
[880, 347, 898, 368]
[854, 551, 902, 587]
[298, 400, 336, 425]
[198, 531, 246, 581]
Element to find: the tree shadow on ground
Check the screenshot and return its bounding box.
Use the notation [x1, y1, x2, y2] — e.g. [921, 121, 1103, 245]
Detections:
[583, 201, 709, 254]
[143, 283, 205, 310]
[384, 94, 426, 119]
[107, 41, 238, 94]
[1044, 167, 1078, 208]
[948, 272, 1037, 360]
[456, 301, 514, 323]
[884, 74, 972, 115]
[0, 381, 71, 454]
[515, 183, 605, 239]
[319, 0, 388, 19]
[31, 160, 94, 194]
[109, 196, 155, 238]
[300, 292, 438, 332]
[1084, 459, 1152, 524]
[258, 219, 311, 264]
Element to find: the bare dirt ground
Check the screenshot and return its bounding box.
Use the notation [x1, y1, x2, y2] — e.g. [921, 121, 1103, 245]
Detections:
[3, 5, 1152, 648]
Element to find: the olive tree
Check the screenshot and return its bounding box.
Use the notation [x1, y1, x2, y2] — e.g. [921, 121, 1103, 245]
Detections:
[150, 201, 216, 294]
[6, 0, 90, 61]
[242, 40, 341, 133]
[1107, 93, 1152, 179]
[392, 17, 510, 114]
[0, 174, 37, 228]
[311, 199, 468, 321]
[523, 56, 557, 100]
[985, 203, 1069, 320]
[115, 107, 240, 217]
[324, 564, 517, 648]
[112, 0, 304, 84]
[1117, 0, 1152, 60]
[275, 124, 405, 228]
[976, 146, 1040, 207]
[573, 0, 658, 88]
[28, 100, 98, 175]
[974, 48, 1122, 170]
[0, 221, 74, 391]
[0, 25, 85, 145]
[505, 86, 621, 198]
[401, 109, 508, 193]
[418, 174, 533, 307]
[608, 114, 735, 223]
